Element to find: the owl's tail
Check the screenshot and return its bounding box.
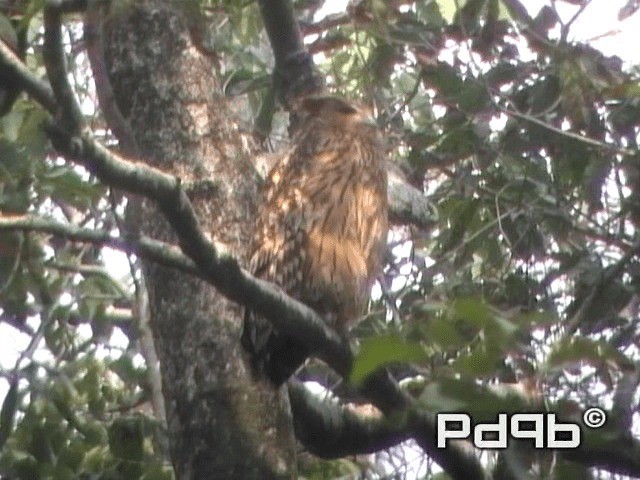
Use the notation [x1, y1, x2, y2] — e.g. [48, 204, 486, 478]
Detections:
[241, 311, 309, 386]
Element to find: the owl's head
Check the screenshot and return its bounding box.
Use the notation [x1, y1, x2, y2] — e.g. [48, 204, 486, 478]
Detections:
[298, 96, 377, 130]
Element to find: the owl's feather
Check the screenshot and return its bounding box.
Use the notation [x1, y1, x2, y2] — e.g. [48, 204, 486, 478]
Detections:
[242, 96, 388, 385]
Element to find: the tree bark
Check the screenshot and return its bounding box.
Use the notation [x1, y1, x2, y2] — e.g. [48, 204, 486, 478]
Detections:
[102, 2, 296, 478]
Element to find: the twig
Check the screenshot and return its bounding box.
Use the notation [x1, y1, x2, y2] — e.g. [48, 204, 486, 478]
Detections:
[561, 0, 592, 42]
[496, 102, 636, 156]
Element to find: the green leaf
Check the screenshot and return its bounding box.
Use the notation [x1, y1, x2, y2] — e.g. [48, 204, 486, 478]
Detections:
[546, 337, 628, 372]
[484, 63, 519, 88]
[456, 79, 490, 113]
[81, 445, 111, 473]
[1, 110, 25, 140]
[420, 377, 528, 419]
[490, 0, 512, 21]
[424, 316, 466, 347]
[108, 417, 144, 462]
[12, 451, 39, 479]
[369, 43, 399, 87]
[109, 356, 145, 386]
[457, 0, 487, 31]
[388, 19, 431, 46]
[350, 335, 427, 385]
[223, 70, 270, 97]
[141, 466, 175, 480]
[550, 461, 593, 480]
[0, 140, 33, 213]
[513, 311, 557, 330]
[0, 13, 17, 49]
[440, 198, 479, 252]
[422, 62, 464, 98]
[436, 0, 465, 23]
[38, 165, 104, 210]
[44, 464, 76, 480]
[0, 378, 18, 449]
[56, 439, 88, 472]
[452, 347, 502, 376]
[453, 297, 492, 327]
[16, 105, 48, 158]
[417, 1, 446, 27]
[437, 122, 479, 157]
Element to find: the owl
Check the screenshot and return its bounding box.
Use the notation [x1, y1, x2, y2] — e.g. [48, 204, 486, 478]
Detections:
[242, 96, 388, 385]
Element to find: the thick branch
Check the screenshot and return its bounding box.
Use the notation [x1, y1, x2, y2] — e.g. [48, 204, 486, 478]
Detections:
[0, 211, 485, 477]
[0, 33, 434, 366]
[0, 40, 56, 113]
[258, 0, 304, 66]
[0, 22, 429, 231]
[288, 381, 410, 458]
[257, 0, 323, 104]
[38, 130, 483, 480]
[388, 169, 434, 229]
[15, 2, 478, 477]
[562, 429, 640, 477]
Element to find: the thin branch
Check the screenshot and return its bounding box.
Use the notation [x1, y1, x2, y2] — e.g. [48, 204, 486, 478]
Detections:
[38, 129, 467, 471]
[496, 102, 635, 157]
[45, 261, 131, 298]
[562, 431, 640, 478]
[0, 32, 434, 364]
[0, 312, 36, 336]
[561, 0, 591, 42]
[56, 0, 91, 13]
[300, 12, 350, 36]
[0, 213, 351, 373]
[258, 0, 304, 66]
[84, 0, 139, 155]
[0, 299, 132, 327]
[43, 1, 85, 131]
[0, 214, 199, 274]
[0, 212, 486, 478]
[0, 40, 56, 113]
[565, 236, 640, 335]
[500, 0, 561, 53]
[307, 34, 351, 56]
[0, 233, 23, 295]
[68, 307, 132, 326]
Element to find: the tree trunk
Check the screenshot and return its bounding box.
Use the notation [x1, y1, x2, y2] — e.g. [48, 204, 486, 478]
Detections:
[102, 2, 296, 478]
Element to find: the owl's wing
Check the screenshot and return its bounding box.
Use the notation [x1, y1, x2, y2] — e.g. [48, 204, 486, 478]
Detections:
[242, 111, 387, 384]
[242, 143, 343, 385]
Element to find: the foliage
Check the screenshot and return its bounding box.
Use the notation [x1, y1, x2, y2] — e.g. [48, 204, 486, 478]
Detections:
[0, 0, 639, 478]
